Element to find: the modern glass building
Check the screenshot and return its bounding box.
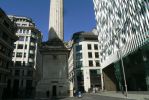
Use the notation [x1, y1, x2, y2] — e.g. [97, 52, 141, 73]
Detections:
[93, 0, 149, 91]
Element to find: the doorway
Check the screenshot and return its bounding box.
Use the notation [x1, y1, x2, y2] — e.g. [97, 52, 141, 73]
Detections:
[52, 85, 57, 96]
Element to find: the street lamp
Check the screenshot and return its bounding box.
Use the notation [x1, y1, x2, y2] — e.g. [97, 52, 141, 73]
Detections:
[118, 49, 128, 97]
[115, 27, 128, 97]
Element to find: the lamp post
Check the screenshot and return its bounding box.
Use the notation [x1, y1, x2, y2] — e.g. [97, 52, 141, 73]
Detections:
[119, 49, 128, 97]
[100, 68, 104, 91]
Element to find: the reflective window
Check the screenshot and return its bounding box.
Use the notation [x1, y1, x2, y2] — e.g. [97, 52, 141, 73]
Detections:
[19, 36, 24, 41]
[76, 61, 82, 68]
[76, 53, 82, 60]
[76, 45, 82, 52]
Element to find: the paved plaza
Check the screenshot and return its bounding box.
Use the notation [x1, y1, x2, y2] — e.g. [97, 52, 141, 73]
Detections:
[30, 93, 148, 100]
[51, 94, 135, 100]
[5, 92, 149, 100]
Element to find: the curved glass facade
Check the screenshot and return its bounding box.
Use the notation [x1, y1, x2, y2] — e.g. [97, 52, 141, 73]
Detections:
[93, 0, 149, 67]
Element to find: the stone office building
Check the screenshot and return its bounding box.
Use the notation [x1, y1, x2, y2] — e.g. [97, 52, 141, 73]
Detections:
[7, 15, 42, 98]
[68, 32, 102, 93]
[0, 8, 18, 99]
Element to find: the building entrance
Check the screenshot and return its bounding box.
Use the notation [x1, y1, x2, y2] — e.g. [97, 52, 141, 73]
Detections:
[90, 70, 101, 90]
[52, 85, 57, 96]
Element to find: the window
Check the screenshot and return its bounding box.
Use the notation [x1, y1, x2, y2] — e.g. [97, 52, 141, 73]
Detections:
[76, 53, 82, 60]
[13, 44, 16, 48]
[89, 60, 93, 66]
[95, 52, 99, 58]
[27, 70, 33, 76]
[30, 46, 35, 50]
[29, 54, 34, 58]
[19, 36, 24, 41]
[0, 44, 2, 50]
[22, 24, 27, 26]
[16, 52, 22, 57]
[21, 80, 23, 86]
[88, 52, 92, 58]
[0, 59, 3, 66]
[15, 70, 20, 76]
[76, 70, 84, 82]
[17, 44, 23, 49]
[26, 30, 29, 34]
[12, 52, 15, 57]
[1, 46, 6, 53]
[2, 32, 8, 41]
[26, 80, 32, 88]
[25, 45, 27, 49]
[4, 75, 6, 82]
[24, 53, 26, 57]
[94, 44, 98, 50]
[0, 44, 5, 53]
[22, 70, 24, 76]
[19, 29, 23, 33]
[76, 45, 82, 52]
[0, 74, 1, 81]
[15, 61, 21, 66]
[3, 21, 9, 28]
[87, 44, 92, 50]
[76, 61, 82, 68]
[90, 70, 100, 76]
[23, 61, 26, 66]
[122, 38, 126, 44]
[8, 51, 12, 56]
[28, 62, 33, 67]
[23, 29, 26, 33]
[6, 62, 9, 68]
[26, 37, 28, 41]
[17, 23, 20, 26]
[95, 60, 100, 66]
[30, 37, 36, 42]
[53, 55, 57, 60]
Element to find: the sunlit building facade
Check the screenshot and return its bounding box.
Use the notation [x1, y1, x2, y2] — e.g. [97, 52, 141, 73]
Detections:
[93, 0, 149, 91]
[68, 32, 102, 93]
[7, 15, 42, 98]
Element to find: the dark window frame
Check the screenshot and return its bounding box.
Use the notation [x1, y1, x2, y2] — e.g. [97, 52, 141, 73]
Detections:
[87, 44, 92, 50]
[89, 60, 93, 66]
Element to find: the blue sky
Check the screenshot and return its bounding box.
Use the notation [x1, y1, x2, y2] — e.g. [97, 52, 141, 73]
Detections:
[0, 0, 96, 41]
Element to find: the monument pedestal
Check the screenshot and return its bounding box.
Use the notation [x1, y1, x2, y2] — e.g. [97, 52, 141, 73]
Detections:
[36, 39, 69, 98]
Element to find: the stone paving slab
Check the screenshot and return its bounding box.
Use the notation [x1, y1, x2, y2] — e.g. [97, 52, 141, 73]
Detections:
[92, 91, 149, 100]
